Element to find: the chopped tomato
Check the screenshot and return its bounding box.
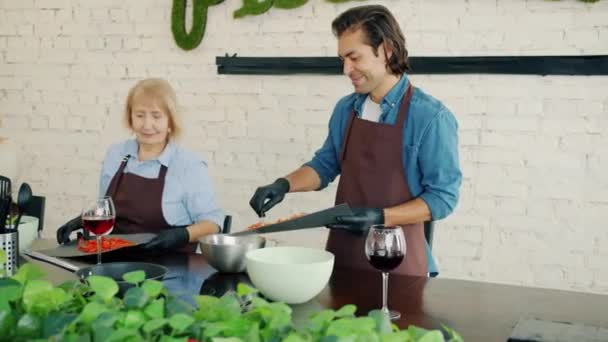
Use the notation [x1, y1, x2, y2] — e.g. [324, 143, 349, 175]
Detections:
[247, 213, 306, 230]
[77, 236, 135, 253]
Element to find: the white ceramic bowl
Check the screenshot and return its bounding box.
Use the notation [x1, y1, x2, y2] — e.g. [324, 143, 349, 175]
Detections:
[18, 215, 39, 251]
[245, 246, 334, 304]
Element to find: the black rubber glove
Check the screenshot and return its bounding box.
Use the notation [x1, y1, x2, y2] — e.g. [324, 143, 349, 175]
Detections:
[249, 178, 290, 217]
[327, 207, 384, 235]
[56, 215, 84, 244]
[140, 227, 190, 250]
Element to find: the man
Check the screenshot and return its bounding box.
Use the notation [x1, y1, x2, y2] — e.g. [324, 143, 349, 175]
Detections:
[249, 5, 461, 276]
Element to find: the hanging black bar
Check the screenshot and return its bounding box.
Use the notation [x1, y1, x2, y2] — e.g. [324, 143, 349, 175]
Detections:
[216, 55, 608, 76]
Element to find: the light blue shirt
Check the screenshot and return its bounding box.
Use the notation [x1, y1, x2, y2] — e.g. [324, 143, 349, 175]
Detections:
[99, 139, 224, 229]
[305, 75, 462, 274]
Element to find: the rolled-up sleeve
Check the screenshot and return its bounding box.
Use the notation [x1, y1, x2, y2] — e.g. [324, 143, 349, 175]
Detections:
[418, 108, 462, 220]
[184, 160, 224, 228]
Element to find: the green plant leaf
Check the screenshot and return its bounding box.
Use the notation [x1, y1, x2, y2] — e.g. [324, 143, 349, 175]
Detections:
[335, 305, 356, 318]
[418, 330, 445, 342]
[124, 310, 146, 330]
[123, 270, 146, 285]
[92, 312, 120, 341]
[23, 280, 69, 316]
[12, 263, 44, 285]
[87, 275, 119, 301]
[380, 331, 413, 342]
[0, 249, 5, 263]
[123, 287, 149, 309]
[168, 312, 195, 333]
[105, 328, 143, 342]
[42, 313, 77, 338]
[144, 298, 165, 319]
[141, 279, 163, 298]
[79, 301, 109, 324]
[441, 323, 464, 342]
[0, 310, 17, 339]
[16, 313, 42, 339]
[166, 297, 194, 316]
[0, 278, 23, 311]
[142, 317, 167, 334]
[236, 283, 258, 297]
[326, 317, 376, 337]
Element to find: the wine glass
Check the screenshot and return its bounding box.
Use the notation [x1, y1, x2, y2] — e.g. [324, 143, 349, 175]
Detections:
[365, 224, 406, 320]
[81, 196, 116, 264]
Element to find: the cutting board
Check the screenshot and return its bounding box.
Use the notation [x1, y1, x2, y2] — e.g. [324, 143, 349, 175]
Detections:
[37, 233, 155, 258]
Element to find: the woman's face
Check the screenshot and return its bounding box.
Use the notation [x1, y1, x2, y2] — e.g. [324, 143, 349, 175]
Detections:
[130, 96, 170, 148]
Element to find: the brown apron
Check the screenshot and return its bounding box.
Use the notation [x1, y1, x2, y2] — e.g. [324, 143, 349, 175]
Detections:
[326, 84, 428, 276]
[106, 155, 170, 235]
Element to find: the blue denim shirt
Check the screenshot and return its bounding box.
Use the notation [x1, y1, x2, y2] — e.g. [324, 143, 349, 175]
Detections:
[99, 139, 224, 228]
[305, 75, 462, 273]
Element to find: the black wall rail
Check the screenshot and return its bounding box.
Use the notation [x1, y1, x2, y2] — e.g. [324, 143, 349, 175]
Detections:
[216, 55, 608, 76]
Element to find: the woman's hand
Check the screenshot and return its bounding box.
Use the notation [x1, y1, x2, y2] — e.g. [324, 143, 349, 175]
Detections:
[140, 227, 190, 250]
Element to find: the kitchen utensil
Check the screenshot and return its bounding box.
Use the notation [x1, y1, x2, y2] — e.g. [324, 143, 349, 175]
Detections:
[0, 175, 10, 199]
[0, 176, 11, 233]
[1, 228, 18, 276]
[14, 182, 32, 230]
[231, 203, 353, 236]
[0, 197, 10, 233]
[37, 233, 155, 258]
[246, 246, 334, 304]
[22, 249, 80, 272]
[199, 234, 266, 273]
[23, 249, 168, 296]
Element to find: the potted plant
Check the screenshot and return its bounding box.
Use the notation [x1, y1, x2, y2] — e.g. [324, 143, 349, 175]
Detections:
[0, 251, 463, 341]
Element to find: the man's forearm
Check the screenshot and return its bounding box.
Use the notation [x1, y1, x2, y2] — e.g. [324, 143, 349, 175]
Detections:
[383, 198, 432, 226]
[284, 166, 322, 192]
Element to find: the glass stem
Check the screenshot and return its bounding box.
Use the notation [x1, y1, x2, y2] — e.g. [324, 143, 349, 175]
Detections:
[382, 272, 389, 315]
[96, 236, 102, 264]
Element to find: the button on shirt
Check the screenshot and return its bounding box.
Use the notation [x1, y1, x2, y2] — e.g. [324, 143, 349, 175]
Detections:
[99, 139, 224, 228]
[305, 75, 462, 274]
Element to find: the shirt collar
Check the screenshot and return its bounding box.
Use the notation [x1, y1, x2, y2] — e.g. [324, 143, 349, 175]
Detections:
[124, 138, 174, 167]
[353, 74, 410, 116]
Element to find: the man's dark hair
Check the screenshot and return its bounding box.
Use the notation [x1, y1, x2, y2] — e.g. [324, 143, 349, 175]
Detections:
[332, 5, 410, 74]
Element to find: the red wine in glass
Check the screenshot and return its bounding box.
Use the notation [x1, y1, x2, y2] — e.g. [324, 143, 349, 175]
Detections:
[82, 196, 116, 264]
[365, 224, 406, 321]
[82, 216, 115, 235]
[368, 253, 404, 272]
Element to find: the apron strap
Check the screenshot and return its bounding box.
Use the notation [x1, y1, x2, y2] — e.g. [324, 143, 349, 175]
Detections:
[110, 155, 131, 198]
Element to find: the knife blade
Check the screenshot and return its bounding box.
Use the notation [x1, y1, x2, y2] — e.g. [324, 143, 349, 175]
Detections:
[231, 203, 353, 236]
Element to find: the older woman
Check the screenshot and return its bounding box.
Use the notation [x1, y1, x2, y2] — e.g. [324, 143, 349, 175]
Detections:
[57, 78, 224, 251]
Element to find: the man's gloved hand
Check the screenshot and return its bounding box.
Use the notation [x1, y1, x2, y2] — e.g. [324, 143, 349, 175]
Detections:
[56, 216, 84, 244]
[140, 227, 190, 250]
[327, 207, 384, 235]
[249, 178, 290, 217]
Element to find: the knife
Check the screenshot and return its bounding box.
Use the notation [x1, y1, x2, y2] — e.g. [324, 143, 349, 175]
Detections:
[231, 203, 353, 236]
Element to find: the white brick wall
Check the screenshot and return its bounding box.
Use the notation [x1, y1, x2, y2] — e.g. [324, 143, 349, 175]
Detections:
[1, 0, 607, 294]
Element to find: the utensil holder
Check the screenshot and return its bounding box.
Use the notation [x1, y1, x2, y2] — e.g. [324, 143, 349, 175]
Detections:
[1, 229, 19, 277]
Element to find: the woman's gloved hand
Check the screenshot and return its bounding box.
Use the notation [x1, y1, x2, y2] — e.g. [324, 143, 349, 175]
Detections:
[56, 216, 84, 244]
[140, 227, 190, 250]
[326, 207, 384, 235]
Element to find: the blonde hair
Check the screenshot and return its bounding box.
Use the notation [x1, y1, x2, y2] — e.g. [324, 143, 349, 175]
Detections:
[124, 78, 182, 140]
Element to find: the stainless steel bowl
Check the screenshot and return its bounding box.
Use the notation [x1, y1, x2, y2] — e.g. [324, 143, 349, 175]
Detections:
[199, 234, 266, 273]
